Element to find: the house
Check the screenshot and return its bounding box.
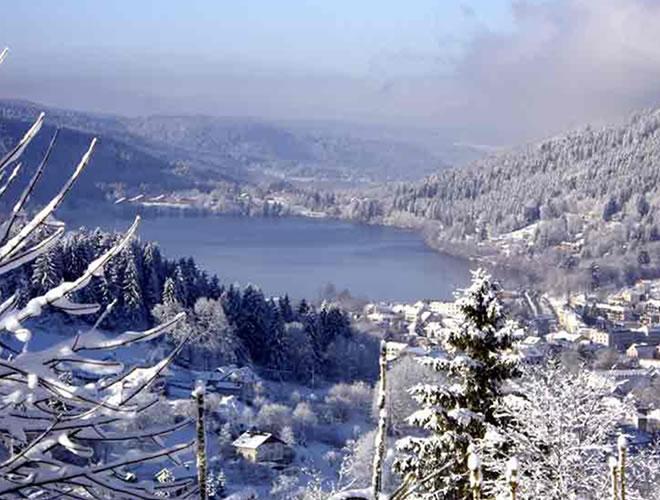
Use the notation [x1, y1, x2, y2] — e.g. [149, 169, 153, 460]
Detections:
[626, 343, 657, 360]
[642, 299, 660, 325]
[155, 468, 175, 484]
[393, 301, 428, 323]
[385, 341, 409, 361]
[428, 301, 460, 318]
[517, 336, 548, 364]
[170, 366, 259, 401]
[594, 303, 634, 323]
[554, 304, 585, 334]
[636, 408, 660, 433]
[588, 323, 660, 352]
[627, 343, 660, 368]
[232, 430, 292, 463]
[423, 320, 445, 339]
[545, 330, 584, 346]
[384, 341, 429, 361]
[364, 303, 402, 327]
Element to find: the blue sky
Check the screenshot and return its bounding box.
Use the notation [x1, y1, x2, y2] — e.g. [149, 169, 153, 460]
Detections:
[2, 1, 660, 144]
[3, 1, 515, 76]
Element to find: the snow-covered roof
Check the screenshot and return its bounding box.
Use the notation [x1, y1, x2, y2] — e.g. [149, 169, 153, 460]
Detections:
[216, 365, 260, 383]
[232, 431, 285, 449]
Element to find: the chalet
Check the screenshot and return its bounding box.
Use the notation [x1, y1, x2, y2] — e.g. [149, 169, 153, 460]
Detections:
[168, 365, 258, 401]
[232, 430, 292, 463]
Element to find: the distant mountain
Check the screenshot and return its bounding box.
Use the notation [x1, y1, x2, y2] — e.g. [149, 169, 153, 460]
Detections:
[0, 112, 199, 209]
[116, 114, 455, 184]
[0, 100, 475, 194]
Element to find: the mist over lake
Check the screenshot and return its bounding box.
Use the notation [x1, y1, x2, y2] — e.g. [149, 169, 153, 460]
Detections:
[62, 212, 471, 302]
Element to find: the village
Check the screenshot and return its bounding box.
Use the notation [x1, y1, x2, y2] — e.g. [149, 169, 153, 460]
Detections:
[360, 279, 660, 440]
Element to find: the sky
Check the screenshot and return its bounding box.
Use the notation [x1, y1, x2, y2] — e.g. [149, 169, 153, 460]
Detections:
[1, 0, 660, 145]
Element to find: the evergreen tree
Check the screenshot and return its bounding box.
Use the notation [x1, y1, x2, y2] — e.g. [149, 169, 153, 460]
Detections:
[297, 298, 310, 316]
[208, 275, 222, 299]
[142, 241, 164, 307]
[394, 269, 518, 498]
[121, 252, 145, 324]
[173, 264, 191, 306]
[162, 277, 178, 306]
[279, 294, 294, 322]
[220, 285, 242, 324]
[236, 286, 270, 365]
[30, 246, 63, 295]
[266, 299, 287, 371]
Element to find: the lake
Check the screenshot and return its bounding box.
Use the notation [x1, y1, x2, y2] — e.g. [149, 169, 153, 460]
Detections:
[61, 212, 472, 302]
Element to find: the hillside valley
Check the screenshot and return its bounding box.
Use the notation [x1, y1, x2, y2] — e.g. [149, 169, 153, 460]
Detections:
[285, 108, 660, 292]
[0, 100, 476, 202]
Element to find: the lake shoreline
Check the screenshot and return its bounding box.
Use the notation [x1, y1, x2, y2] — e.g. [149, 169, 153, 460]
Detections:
[60, 207, 473, 303]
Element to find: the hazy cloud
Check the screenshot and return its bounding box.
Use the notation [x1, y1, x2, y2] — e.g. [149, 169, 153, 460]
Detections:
[3, 1, 660, 147]
[429, 0, 660, 143]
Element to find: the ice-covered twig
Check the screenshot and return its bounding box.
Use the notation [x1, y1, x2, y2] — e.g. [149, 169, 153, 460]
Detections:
[0, 440, 195, 498]
[100, 334, 189, 406]
[0, 216, 139, 338]
[0, 137, 96, 263]
[0, 227, 64, 276]
[0, 163, 22, 200]
[0, 113, 44, 176]
[73, 312, 185, 352]
[0, 129, 60, 245]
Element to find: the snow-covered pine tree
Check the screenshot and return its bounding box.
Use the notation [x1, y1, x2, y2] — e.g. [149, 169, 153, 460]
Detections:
[173, 262, 192, 306]
[143, 241, 164, 306]
[121, 248, 145, 324]
[394, 269, 518, 498]
[237, 285, 270, 365]
[30, 245, 63, 294]
[162, 276, 178, 305]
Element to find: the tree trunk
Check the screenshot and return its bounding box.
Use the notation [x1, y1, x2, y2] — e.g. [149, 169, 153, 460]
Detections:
[371, 341, 388, 499]
[194, 381, 208, 500]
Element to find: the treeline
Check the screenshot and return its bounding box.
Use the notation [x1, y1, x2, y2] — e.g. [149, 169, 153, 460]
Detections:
[2, 228, 220, 327]
[2, 228, 377, 382]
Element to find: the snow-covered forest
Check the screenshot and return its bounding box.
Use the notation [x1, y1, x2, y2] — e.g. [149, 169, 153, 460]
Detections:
[4, 10, 660, 495]
[290, 109, 660, 292]
[0, 228, 376, 383]
[0, 50, 379, 497]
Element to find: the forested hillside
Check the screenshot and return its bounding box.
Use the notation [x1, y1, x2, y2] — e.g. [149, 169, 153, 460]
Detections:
[0, 99, 454, 190]
[0, 114, 201, 206]
[295, 109, 660, 290]
[1, 228, 376, 382]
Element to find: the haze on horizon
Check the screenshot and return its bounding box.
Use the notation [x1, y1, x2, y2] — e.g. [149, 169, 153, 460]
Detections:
[2, 0, 660, 147]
